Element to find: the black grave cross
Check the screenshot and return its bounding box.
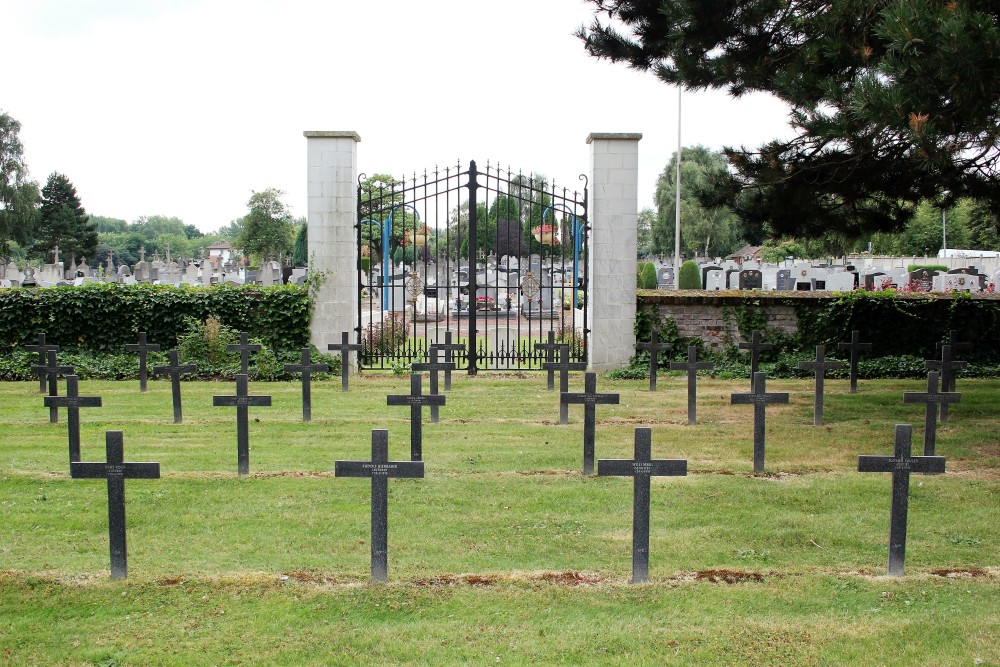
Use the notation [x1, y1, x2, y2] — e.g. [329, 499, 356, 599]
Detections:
[43, 375, 102, 464]
[430, 331, 465, 391]
[730, 372, 789, 473]
[738, 330, 773, 390]
[636, 327, 673, 391]
[213, 374, 272, 476]
[153, 349, 198, 424]
[70, 430, 160, 580]
[598, 427, 687, 584]
[283, 348, 329, 422]
[335, 429, 424, 583]
[328, 331, 363, 392]
[32, 349, 74, 424]
[227, 331, 262, 375]
[542, 346, 586, 424]
[903, 371, 960, 457]
[386, 373, 445, 461]
[858, 424, 946, 576]
[533, 332, 564, 391]
[25, 333, 59, 393]
[925, 344, 967, 423]
[797, 344, 844, 426]
[124, 332, 161, 393]
[837, 330, 872, 394]
[669, 346, 714, 425]
[935, 330, 972, 356]
[560, 372, 620, 474]
[411, 348, 453, 423]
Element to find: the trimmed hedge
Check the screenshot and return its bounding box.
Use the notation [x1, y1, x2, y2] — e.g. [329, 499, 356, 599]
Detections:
[0, 283, 312, 354]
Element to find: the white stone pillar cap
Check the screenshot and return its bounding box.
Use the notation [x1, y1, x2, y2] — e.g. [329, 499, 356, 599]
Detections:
[303, 131, 361, 141]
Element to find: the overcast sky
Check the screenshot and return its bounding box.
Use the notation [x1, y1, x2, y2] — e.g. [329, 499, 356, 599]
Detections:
[7, 0, 795, 233]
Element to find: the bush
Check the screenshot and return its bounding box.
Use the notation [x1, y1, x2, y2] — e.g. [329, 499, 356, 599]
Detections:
[639, 262, 658, 289]
[678, 260, 701, 289]
[362, 312, 408, 362]
[907, 264, 948, 273]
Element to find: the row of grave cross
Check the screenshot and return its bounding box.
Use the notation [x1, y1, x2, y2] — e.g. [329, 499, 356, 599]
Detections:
[24, 328, 970, 582]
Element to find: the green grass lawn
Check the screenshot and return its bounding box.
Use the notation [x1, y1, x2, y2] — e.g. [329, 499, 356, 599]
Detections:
[1, 374, 998, 665]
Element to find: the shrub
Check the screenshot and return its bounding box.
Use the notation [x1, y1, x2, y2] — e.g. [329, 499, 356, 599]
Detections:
[363, 312, 408, 361]
[678, 260, 701, 289]
[639, 262, 658, 289]
[907, 264, 948, 273]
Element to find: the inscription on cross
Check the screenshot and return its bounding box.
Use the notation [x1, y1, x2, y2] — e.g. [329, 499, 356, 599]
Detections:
[903, 371, 960, 457]
[669, 346, 714, 425]
[542, 346, 586, 424]
[32, 349, 74, 424]
[412, 348, 453, 423]
[730, 372, 789, 473]
[335, 429, 424, 582]
[533, 331, 564, 391]
[858, 424, 946, 576]
[797, 344, 844, 426]
[837, 330, 872, 394]
[738, 331, 773, 390]
[125, 332, 161, 393]
[598, 428, 687, 583]
[925, 344, 967, 423]
[70, 430, 160, 580]
[561, 372, 620, 474]
[153, 349, 198, 424]
[25, 333, 59, 393]
[43, 375, 102, 463]
[227, 331, 262, 375]
[430, 331, 465, 391]
[213, 374, 272, 476]
[283, 348, 329, 422]
[387, 373, 445, 461]
[328, 331, 363, 392]
[636, 327, 672, 391]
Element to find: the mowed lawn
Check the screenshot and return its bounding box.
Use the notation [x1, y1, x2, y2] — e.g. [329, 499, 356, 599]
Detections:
[1, 373, 998, 666]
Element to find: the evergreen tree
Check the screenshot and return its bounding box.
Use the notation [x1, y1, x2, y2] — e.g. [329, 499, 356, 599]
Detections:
[32, 172, 96, 262]
[579, 1, 1000, 236]
[292, 222, 308, 267]
[0, 111, 40, 254]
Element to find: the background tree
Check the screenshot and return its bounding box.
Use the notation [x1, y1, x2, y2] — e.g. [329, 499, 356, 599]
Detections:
[236, 188, 294, 265]
[31, 172, 97, 262]
[636, 207, 654, 257]
[0, 111, 40, 255]
[292, 221, 308, 267]
[652, 146, 740, 259]
[579, 1, 1000, 237]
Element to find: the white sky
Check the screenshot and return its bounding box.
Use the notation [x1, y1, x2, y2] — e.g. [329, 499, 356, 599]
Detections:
[6, 0, 795, 233]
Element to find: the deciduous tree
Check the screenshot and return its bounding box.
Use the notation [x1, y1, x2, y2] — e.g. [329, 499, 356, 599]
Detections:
[236, 188, 293, 264]
[0, 112, 39, 254]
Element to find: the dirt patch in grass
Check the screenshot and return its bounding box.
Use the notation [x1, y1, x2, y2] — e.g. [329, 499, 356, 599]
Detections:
[158, 576, 185, 586]
[517, 469, 578, 476]
[282, 570, 340, 584]
[929, 568, 988, 579]
[597, 417, 683, 426]
[414, 570, 604, 587]
[694, 569, 767, 584]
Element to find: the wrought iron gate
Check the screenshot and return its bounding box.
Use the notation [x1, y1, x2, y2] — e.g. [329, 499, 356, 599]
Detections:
[356, 160, 588, 373]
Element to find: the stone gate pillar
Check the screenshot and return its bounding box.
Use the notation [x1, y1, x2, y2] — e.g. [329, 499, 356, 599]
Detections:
[304, 131, 360, 360]
[586, 133, 641, 370]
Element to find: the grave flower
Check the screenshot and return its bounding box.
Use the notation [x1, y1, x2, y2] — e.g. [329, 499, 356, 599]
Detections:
[531, 224, 560, 245]
[405, 226, 429, 247]
[476, 295, 496, 311]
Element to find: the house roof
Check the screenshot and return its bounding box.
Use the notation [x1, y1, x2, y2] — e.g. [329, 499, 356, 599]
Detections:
[727, 244, 762, 259]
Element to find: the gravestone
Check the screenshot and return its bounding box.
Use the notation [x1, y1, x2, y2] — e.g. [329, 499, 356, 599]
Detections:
[125, 332, 161, 393]
[903, 371, 960, 457]
[669, 346, 714, 425]
[560, 372, 620, 474]
[32, 349, 73, 423]
[797, 345, 844, 426]
[283, 348, 330, 422]
[775, 269, 795, 291]
[598, 427, 687, 583]
[837, 330, 872, 394]
[153, 349, 197, 424]
[228, 331, 262, 375]
[730, 372, 789, 473]
[429, 331, 465, 391]
[411, 348, 453, 424]
[387, 373, 445, 461]
[738, 269, 763, 290]
[25, 333, 59, 393]
[858, 424, 946, 576]
[70, 430, 160, 580]
[925, 344, 967, 423]
[542, 346, 586, 424]
[533, 331, 563, 391]
[335, 429, 424, 583]
[908, 268, 937, 291]
[701, 265, 721, 290]
[213, 374, 272, 476]
[328, 331, 363, 392]
[636, 327, 672, 391]
[738, 330, 773, 390]
[43, 375, 102, 464]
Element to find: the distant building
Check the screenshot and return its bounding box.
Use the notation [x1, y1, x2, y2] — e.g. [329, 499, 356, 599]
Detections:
[727, 244, 762, 265]
[207, 242, 234, 264]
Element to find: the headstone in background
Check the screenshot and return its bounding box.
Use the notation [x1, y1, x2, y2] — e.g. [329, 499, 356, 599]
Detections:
[328, 331, 363, 392]
[153, 349, 197, 424]
[730, 372, 789, 473]
[125, 332, 161, 393]
[283, 348, 330, 422]
[925, 344, 967, 423]
[213, 374, 272, 476]
[228, 332, 262, 375]
[533, 331, 563, 391]
[858, 424, 946, 576]
[636, 327, 672, 392]
[70, 430, 160, 580]
[32, 349, 73, 423]
[738, 269, 762, 290]
[411, 348, 452, 423]
[669, 346, 714, 425]
[542, 346, 586, 424]
[43, 375, 102, 464]
[738, 330, 773, 391]
[429, 331, 464, 391]
[386, 374, 445, 462]
[797, 344, 844, 426]
[838, 330, 872, 394]
[903, 371, 960, 457]
[561, 372, 620, 474]
[25, 332, 58, 393]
